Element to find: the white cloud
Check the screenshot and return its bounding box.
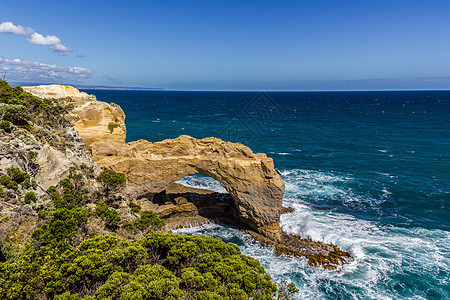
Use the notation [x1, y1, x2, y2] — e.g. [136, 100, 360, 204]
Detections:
[0, 21, 33, 35]
[0, 21, 73, 53]
[0, 57, 93, 83]
[26, 32, 60, 45]
[50, 43, 73, 53]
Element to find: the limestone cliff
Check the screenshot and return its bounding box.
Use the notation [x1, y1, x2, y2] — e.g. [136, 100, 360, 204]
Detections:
[22, 85, 127, 146]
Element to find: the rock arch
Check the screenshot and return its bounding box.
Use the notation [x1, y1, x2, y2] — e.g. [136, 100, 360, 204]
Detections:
[89, 135, 285, 239]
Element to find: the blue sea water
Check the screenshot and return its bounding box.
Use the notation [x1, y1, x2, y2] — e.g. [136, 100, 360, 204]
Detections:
[83, 89, 450, 299]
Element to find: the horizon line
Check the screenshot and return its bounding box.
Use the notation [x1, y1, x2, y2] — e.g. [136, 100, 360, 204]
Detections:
[8, 81, 450, 93]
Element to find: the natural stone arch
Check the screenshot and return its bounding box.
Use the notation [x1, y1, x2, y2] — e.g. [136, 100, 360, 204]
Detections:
[22, 85, 285, 240]
[89, 135, 285, 239]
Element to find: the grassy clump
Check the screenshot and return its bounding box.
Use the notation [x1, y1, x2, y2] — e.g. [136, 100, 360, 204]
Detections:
[107, 123, 119, 133]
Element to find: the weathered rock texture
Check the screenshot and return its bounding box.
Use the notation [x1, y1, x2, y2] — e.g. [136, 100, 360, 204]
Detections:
[23, 85, 285, 239]
[0, 119, 100, 197]
[22, 85, 127, 146]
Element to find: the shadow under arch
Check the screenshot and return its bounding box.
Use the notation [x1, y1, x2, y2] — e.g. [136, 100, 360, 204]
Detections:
[137, 172, 252, 231]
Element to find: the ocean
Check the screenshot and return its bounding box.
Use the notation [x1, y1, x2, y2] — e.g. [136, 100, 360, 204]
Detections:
[82, 89, 450, 299]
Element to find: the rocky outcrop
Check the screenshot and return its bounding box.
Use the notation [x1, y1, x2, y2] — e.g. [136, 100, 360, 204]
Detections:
[22, 84, 95, 103]
[22, 85, 127, 146]
[24, 85, 285, 240]
[0, 123, 100, 197]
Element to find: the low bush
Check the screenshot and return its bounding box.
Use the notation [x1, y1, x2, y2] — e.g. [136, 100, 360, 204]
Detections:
[24, 191, 37, 204]
[0, 232, 277, 299]
[134, 210, 165, 231]
[0, 175, 18, 190]
[95, 203, 120, 230]
[128, 201, 141, 213]
[6, 167, 29, 184]
[0, 120, 11, 132]
[97, 169, 125, 191]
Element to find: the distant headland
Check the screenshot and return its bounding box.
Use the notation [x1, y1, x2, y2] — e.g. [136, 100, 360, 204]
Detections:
[9, 81, 165, 91]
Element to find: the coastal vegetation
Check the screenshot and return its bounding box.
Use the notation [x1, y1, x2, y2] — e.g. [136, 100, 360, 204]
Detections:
[0, 80, 296, 299]
[0, 166, 279, 299]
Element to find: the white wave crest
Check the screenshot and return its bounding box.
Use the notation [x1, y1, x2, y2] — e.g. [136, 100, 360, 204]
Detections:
[175, 174, 227, 193]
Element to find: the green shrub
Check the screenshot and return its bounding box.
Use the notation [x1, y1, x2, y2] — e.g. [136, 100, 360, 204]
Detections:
[134, 210, 165, 231]
[24, 191, 38, 204]
[21, 177, 35, 190]
[128, 202, 141, 213]
[121, 222, 138, 234]
[0, 175, 18, 190]
[31, 207, 90, 245]
[107, 123, 119, 133]
[0, 80, 69, 131]
[50, 175, 89, 209]
[0, 120, 11, 132]
[0, 232, 277, 299]
[37, 209, 50, 220]
[96, 203, 120, 230]
[28, 150, 38, 161]
[80, 164, 94, 174]
[1, 104, 27, 125]
[6, 167, 29, 184]
[0, 175, 10, 186]
[97, 169, 126, 191]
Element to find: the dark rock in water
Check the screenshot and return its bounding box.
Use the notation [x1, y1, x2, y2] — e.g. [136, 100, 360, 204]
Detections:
[245, 230, 352, 271]
[311, 205, 334, 211]
[281, 206, 295, 214]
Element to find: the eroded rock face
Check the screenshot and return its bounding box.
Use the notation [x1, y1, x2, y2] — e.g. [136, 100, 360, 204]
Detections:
[24, 85, 285, 239]
[22, 85, 127, 146]
[0, 122, 100, 197]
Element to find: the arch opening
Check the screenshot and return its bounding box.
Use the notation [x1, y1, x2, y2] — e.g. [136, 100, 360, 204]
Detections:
[134, 173, 249, 230]
[175, 174, 228, 194]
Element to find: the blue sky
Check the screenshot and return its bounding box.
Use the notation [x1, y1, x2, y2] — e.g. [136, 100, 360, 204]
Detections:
[1, 0, 450, 90]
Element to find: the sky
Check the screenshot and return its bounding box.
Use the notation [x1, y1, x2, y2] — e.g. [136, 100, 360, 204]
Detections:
[1, 0, 450, 90]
